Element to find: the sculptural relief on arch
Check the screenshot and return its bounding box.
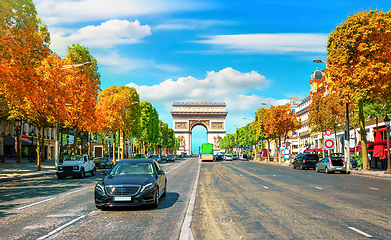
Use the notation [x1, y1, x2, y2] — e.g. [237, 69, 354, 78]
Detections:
[171, 102, 227, 155]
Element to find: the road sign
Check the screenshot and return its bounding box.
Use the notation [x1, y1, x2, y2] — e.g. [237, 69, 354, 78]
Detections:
[250, 147, 253, 152]
[283, 149, 290, 155]
[284, 154, 290, 159]
[324, 138, 335, 149]
[281, 142, 286, 147]
[325, 130, 332, 136]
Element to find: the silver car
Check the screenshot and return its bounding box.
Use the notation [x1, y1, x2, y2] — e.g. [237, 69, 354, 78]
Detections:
[224, 154, 233, 161]
[315, 157, 347, 174]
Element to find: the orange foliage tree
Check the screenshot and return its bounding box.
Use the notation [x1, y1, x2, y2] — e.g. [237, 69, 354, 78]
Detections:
[95, 86, 140, 163]
[58, 44, 100, 154]
[263, 104, 301, 162]
[327, 10, 391, 170]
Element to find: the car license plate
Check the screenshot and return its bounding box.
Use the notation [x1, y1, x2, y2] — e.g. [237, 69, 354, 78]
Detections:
[114, 197, 131, 201]
[336, 167, 342, 170]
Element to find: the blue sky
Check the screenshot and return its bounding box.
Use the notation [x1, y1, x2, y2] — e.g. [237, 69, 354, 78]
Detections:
[34, 0, 391, 153]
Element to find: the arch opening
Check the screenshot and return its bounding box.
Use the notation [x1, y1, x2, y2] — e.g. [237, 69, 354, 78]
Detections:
[191, 125, 207, 155]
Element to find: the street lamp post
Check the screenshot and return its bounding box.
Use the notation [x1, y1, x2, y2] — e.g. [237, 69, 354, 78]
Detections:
[384, 114, 390, 174]
[15, 116, 22, 163]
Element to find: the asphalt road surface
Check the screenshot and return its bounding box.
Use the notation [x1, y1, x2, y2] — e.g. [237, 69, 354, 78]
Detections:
[0, 157, 199, 240]
[1, 158, 391, 240]
[192, 160, 391, 240]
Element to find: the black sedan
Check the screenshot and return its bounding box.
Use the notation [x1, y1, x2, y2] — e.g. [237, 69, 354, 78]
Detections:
[95, 159, 167, 209]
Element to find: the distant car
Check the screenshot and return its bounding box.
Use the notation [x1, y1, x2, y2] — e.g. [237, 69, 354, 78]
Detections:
[233, 154, 238, 160]
[215, 153, 224, 161]
[57, 154, 96, 179]
[94, 157, 114, 169]
[167, 154, 175, 162]
[241, 154, 249, 161]
[135, 154, 147, 158]
[316, 157, 348, 174]
[224, 154, 233, 161]
[292, 154, 319, 170]
[161, 155, 167, 162]
[151, 155, 161, 163]
[95, 158, 167, 209]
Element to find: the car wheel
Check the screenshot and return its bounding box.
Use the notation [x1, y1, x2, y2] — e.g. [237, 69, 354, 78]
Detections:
[325, 167, 330, 174]
[300, 164, 304, 170]
[80, 168, 85, 178]
[151, 190, 159, 208]
[91, 167, 96, 176]
[292, 164, 296, 169]
[57, 176, 64, 180]
[315, 166, 319, 172]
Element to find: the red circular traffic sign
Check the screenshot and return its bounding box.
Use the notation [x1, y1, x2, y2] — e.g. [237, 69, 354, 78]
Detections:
[325, 130, 332, 136]
[324, 139, 335, 149]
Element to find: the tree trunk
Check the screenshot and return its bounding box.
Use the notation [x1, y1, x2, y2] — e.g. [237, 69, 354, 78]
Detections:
[37, 128, 42, 171]
[73, 129, 79, 155]
[359, 99, 369, 170]
[41, 129, 46, 162]
[267, 140, 271, 162]
[113, 134, 116, 164]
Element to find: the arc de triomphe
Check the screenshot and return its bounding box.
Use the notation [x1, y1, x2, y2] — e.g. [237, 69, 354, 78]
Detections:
[171, 102, 227, 154]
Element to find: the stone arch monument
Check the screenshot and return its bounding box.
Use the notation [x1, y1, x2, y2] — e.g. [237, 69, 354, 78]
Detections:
[171, 102, 227, 154]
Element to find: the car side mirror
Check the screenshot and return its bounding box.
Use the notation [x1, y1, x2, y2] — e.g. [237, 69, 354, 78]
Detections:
[157, 170, 165, 175]
[102, 171, 107, 175]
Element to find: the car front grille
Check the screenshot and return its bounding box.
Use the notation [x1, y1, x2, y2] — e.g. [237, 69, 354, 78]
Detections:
[63, 166, 73, 171]
[105, 185, 140, 196]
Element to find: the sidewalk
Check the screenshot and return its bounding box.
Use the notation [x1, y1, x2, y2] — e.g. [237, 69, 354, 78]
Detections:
[252, 159, 391, 180]
[0, 158, 56, 182]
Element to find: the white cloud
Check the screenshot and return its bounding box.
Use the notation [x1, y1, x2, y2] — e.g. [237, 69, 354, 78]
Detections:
[50, 19, 151, 54]
[35, 0, 212, 25]
[126, 67, 286, 113]
[95, 51, 183, 73]
[154, 19, 233, 30]
[197, 33, 328, 53]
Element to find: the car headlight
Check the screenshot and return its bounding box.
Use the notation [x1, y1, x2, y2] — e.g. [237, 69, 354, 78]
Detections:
[74, 166, 79, 170]
[141, 183, 154, 192]
[58, 166, 63, 171]
[95, 182, 106, 195]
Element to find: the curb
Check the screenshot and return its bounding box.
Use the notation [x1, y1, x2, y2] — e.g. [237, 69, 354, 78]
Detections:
[0, 171, 56, 183]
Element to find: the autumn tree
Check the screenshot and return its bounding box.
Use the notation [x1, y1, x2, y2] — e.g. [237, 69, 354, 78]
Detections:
[264, 104, 301, 162]
[254, 107, 274, 161]
[59, 44, 100, 155]
[327, 10, 391, 170]
[95, 86, 140, 162]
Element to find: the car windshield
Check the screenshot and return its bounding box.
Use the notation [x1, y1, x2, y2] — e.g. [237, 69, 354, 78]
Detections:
[226, 155, 232, 157]
[64, 155, 84, 161]
[306, 155, 318, 160]
[110, 162, 154, 175]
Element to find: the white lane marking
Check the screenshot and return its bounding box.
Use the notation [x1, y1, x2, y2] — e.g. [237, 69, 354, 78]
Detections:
[263, 186, 269, 189]
[240, 174, 243, 176]
[273, 175, 277, 177]
[369, 187, 379, 191]
[179, 159, 201, 240]
[166, 159, 188, 173]
[37, 215, 86, 240]
[66, 187, 88, 195]
[315, 187, 322, 190]
[17, 197, 56, 210]
[348, 227, 373, 238]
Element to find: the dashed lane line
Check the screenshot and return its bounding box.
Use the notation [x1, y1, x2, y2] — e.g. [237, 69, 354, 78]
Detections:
[369, 187, 379, 191]
[315, 187, 322, 190]
[36, 215, 86, 240]
[348, 227, 373, 238]
[17, 197, 56, 210]
[66, 187, 88, 195]
[263, 186, 269, 189]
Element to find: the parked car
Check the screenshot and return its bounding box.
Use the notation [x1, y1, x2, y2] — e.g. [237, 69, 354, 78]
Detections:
[94, 157, 114, 169]
[215, 153, 225, 161]
[224, 154, 233, 161]
[241, 154, 249, 161]
[57, 154, 96, 179]
[95, 158, 167, 209]
[167, 154, 175, 162]
[316, 156, 348, 174]
[232, 154, 238, 160]
[292, 153, 319, 170]
[161, 155, 167, 162]
[151, 155, 161, 163]
[135, 154, 147, 158]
